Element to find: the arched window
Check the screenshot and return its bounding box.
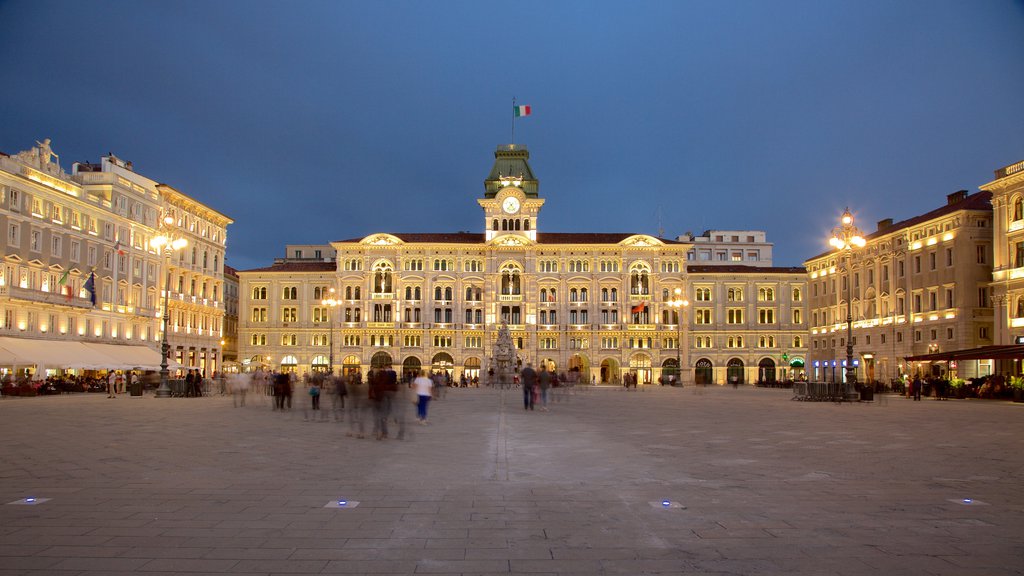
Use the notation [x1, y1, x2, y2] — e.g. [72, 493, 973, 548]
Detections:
[629, 262, 651, 295]
[493, 219, 499, 231]
[581, 288, 588, 301]
[514, 219, 521, 231]
[372, 262, 393, 294]
[524, 218, 530, 231]
[500, 263, 522, 295]
[444, 287, 453, 300]
[1014, 197, 1023, 221]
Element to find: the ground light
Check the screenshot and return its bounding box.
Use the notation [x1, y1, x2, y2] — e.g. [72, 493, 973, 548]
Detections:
[324, 499, 359, 508]
[6, 497, 50, 505]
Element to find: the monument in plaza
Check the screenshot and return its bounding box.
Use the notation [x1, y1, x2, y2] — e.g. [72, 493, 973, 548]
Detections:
[492, 320, 516, 388]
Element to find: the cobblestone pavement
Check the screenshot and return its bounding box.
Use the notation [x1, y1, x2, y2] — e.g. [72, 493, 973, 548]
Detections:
[1, 385, 1022, 575]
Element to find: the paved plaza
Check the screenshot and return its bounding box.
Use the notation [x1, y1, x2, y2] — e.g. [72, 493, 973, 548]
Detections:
[0, 385, 1022, 575]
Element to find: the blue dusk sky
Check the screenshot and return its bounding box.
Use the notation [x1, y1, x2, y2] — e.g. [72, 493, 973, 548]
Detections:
[2, 1, 1023, 270]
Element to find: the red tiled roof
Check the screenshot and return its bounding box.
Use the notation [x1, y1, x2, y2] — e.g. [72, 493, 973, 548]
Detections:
[238, 262, 336, 274]
[223, 264, 239, 277]
[333, 232, 686, 245]
[804, 190, 992, 263]
[687, 265, 806, 274]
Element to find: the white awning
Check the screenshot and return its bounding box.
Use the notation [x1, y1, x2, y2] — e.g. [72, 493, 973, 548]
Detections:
[81, 343, 178, 371]
[0, 337, 178, 371]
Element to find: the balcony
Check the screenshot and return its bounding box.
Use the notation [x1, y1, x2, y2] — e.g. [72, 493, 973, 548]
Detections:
[629, 294, 649, 302]
[367, 322, 394, 329]
[371, 292, 393, 300]
[498, 294, 522, 302]
[627, 323, 656, 330]
[0, 285, 94, 309]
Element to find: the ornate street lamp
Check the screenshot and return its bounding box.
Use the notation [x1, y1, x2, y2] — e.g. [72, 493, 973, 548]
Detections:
[667, 288, 690, 386]
[150, 215, 188, 398]
[321, 288, 341, 374]
[829, 208, 866, 396]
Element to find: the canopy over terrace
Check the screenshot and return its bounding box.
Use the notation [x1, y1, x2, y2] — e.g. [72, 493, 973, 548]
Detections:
[905, 345, 1024, 363]
[0, 337, 179, 371]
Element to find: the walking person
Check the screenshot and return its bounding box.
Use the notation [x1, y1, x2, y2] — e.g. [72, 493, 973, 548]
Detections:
[273, 371, 288, 411]
[107, 370, 117, 398]
[912, 375, 923, 401]
[521, 362, 538, 410]
[331, 371, 347, 421]
[346, 372, 366, 438]
[369, 369, 390, 440]
[232, 372, 250, 407]
[413, 370, 433, 423]
[308, 377, 321, 419]
[383, 363, 405, 440]
[538, 365, 551, 411]
[432, 371, 446, 399]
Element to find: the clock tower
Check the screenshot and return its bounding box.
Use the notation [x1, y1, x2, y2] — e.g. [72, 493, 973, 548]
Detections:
[479, 144, 545, 242]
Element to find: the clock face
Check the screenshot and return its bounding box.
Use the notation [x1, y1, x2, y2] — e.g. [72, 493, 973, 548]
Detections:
[502, 197, 521, 214]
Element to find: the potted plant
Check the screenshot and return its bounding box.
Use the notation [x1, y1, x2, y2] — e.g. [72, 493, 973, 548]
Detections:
[1010, 376, 1024, 403]
[949, 377, 967, 399]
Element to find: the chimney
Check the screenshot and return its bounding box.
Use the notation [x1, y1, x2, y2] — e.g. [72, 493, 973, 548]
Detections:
[877, 218, 893, 232]
[947, 190, 968, 205]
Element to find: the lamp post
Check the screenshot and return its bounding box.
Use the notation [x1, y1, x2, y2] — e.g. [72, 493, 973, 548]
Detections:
[150, 215, 188, 398]
[829, 208, 866, 397]
[321, 288, 340, 374]
[667, 288, 690, 386]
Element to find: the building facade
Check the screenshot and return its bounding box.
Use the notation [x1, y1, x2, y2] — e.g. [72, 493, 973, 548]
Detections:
[0, 140, 231, 376]
[154, 183, 233, 376]
[678, 230, 774, 267]
[985, 158, 1024, 346]
[238, 144, 807, 385]
[222, 264, 239, 367]
[805, 190, 994, 382]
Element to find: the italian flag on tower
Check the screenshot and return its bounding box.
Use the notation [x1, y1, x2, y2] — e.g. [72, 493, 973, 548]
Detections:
[513, 104, 531, 117]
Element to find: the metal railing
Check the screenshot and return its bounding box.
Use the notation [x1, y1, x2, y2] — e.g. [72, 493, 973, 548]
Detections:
[792, 381, 858, 402]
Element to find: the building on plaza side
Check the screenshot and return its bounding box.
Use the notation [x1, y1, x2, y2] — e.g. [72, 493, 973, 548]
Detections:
[984, 158, 1024, 349]
[804, 190, 994, 383]
[237, 144, 808, 385]
[678, 230, 774, 267]
[0, 139, 231, 377]
[222, 264, 239, 369]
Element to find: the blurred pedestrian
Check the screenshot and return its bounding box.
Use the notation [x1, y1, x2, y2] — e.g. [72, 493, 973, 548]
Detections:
[538, 365, 551, 411]
[232, 372, 250, 407]
[414, 370, 433, 423]
[521, 363, 537, 410]
[346, 371, 366, 438]
[107, 370, 117, 398]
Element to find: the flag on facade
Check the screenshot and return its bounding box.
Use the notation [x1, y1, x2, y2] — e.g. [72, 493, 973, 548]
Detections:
[83, 272, 96, 306]
[631, 301, 647, 314]
[57, 270, 71, 301]
[114, 240, 125, 255]
[513, 104, 532, 117]
[547, 293, 555, 302]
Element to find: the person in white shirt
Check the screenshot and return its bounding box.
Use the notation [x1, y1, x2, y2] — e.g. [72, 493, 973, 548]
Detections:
[413, 370, 434, 423]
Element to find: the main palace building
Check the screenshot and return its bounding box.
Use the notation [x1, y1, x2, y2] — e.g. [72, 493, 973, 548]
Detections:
[238, 145, 808, 385]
